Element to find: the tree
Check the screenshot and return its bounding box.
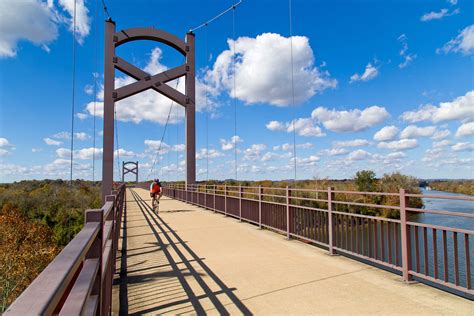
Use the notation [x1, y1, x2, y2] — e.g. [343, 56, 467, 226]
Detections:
[353, 170, 377, 192]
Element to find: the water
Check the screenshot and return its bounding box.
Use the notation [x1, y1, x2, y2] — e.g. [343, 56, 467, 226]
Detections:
[409, 189, 473, 291]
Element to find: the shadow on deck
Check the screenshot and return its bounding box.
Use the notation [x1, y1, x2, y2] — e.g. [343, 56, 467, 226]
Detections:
[113, 189, 251, 315]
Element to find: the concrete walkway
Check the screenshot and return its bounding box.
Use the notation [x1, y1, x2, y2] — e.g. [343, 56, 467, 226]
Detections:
[112, 188, 472, 315]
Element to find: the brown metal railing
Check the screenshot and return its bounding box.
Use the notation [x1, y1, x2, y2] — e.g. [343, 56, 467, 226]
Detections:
[164, 183, 473, 298]
[5, 185, 126, 315]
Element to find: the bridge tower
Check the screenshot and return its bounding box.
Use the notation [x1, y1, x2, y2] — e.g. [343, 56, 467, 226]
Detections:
[102, 19, 196, 201]
[122, 161, 139, 184]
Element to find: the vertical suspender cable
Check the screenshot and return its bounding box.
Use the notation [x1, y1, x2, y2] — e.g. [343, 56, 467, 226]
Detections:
[205, 24, 209, 183]
[92, 0, 99, 181]
[69, 0, 77, 186]
[232, 6, 238, 181]
[289, 0, 297, 187]
[115, 109, 121, 182]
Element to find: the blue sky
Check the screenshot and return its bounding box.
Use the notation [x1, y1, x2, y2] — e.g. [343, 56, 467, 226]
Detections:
[0, 0, 473, 183]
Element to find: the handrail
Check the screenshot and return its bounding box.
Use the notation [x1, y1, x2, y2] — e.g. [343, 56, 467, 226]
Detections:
[5, 184, 126, 315]
[162, 184, 474, 297]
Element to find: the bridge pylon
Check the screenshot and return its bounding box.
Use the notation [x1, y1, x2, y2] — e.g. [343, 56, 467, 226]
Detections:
[122, 161, 139, 184]
[101, 19, 196, 201]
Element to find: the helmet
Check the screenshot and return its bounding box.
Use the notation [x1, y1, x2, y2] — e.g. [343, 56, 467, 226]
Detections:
[154, 178, 159, 183]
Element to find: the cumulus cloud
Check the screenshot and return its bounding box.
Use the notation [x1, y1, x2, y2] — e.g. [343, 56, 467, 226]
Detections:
[432, 129, 450, 140]
[52, 131, 71, 139]
[312, 106, 389, 132]
[56, 147, 103, 160]
[318, 148, 349, 156]
[144, 140, 184, 154]
[433, 140, 452, 148]
[243, 144, 267, 161]
[452, 142, 474, 152]
[0, 0, 91, 58]
[266, 118, 324, 137]
[437, 24, 474, 55]
[398, 34, 417, 68]
[74, 132, 90, 141]
[400, 125, 436, 139]
[333, 139, 370, 148]
[44, 137, 62, 146]
[374, 125, 399, 141]
[58, 0, 90, 44]
[350, 62, 379, 83]
[266, 121, 286, 131]
[377, 139, 418, 150]
[196, 148, 223, 160]
[220, 135, 243, 151]
[401, 90, 474, 123]
[420, 8, 460, 22]
[455, 122, 474, 137]
[205, 33, 337, 106]
[274, 143, 314, 151]
[347, 149, 371, 161]
[0, 138, 11, 148]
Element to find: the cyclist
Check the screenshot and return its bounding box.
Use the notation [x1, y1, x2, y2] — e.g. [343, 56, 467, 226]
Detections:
[149, 178, 163, 212]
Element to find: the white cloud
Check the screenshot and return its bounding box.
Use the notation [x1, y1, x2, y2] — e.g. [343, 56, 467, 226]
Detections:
[0, 0, 58, 58]
[350, 62, 379, 83]
[205, 33, 337, 106]
[286, 118, 325, 137]
[291, 155, 320, 167]
[420, 8, 460, 22]
[243, 144, 267, 161]
[0, 138, 11, 148]
[58, 0, 90, 44]
[76, 113, 89, 120]
[31, 148, 42, 153]
[274, 143, 314, 151]
[347, 149, 371, 161]
[400, 125, 436, 139]
[433, 140, 452, 148]
[437, 24, 474, 55]
[452, 142, 474, 152]
[401, 90, 474, 123]
[74, 132, 90, 141]
[333, 139, 370, 148]
[397, 34, 417, 68]
[447, 0, 457, 4]
[432, 129, 450, 140]
[377, 139, 418, 150]
[84, 84, 94, 95]
[266, 121, 286, 131]
[56, 147, 102, 160]
[0, 0, 91, 58]
[114, 148, 137, 158]
[312, 106, 389, 132]
[455, 122, 474, 137]
[0, 149, 9, 157]
[374, 125, 399, 141]
[44, 137, 62, 146]
[196, 148, 223, 160]
[220, 135, 243, 151]
[319, 148, 349, 156]
[52, 131, 71, 139]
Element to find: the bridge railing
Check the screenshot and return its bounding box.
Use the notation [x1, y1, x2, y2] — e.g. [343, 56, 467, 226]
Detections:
[163, 183, 473, 297]
[5, 184, 126, 315]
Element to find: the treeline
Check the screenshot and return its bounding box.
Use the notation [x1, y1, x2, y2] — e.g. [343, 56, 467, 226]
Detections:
[172, 171, 423, 219]
[429, 180, 474, 195]
[0, 179, 101, 312]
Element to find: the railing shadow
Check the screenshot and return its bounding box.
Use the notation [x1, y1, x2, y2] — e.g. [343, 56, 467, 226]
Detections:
[126, 189, 252, 315]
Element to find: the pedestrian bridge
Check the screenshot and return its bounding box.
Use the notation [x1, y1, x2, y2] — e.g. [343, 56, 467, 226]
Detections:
[6, 186, 473, 315]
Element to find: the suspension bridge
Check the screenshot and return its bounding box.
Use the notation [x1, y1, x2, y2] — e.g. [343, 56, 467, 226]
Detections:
[4, 1, 474, 315]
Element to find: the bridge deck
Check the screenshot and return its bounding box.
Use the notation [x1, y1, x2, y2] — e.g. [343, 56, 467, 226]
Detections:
[112, 188, 472, 315]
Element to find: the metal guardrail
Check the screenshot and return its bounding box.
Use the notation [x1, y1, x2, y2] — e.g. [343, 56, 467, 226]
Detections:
[164, 183, 473, 298]
[5, 184, 126, 315]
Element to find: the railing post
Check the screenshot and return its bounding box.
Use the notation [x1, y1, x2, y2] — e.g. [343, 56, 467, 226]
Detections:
[328, 186, 335, 255]
[213, 185, 216, 213]
[224, 184, 227, 217]
[239, 185, 243, 222]
[84, 209, 103, 313]
[400, 188, 412, 282]
[258, 185, 262, 229]
[204, 184, 207, 209]
[286, 186, 290, 239]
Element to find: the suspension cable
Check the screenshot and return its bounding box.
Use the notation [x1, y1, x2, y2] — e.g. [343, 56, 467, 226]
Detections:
[189, 0, 243, 33]
[69, 0, 77, 186]
[92, 0, 99, 181]
[289, 0, 297, 187]
[115, 108, 121, 182]
[101, 0, 111, 20]
[205, 24, 209, 183]
[232, 6, 238, 181]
